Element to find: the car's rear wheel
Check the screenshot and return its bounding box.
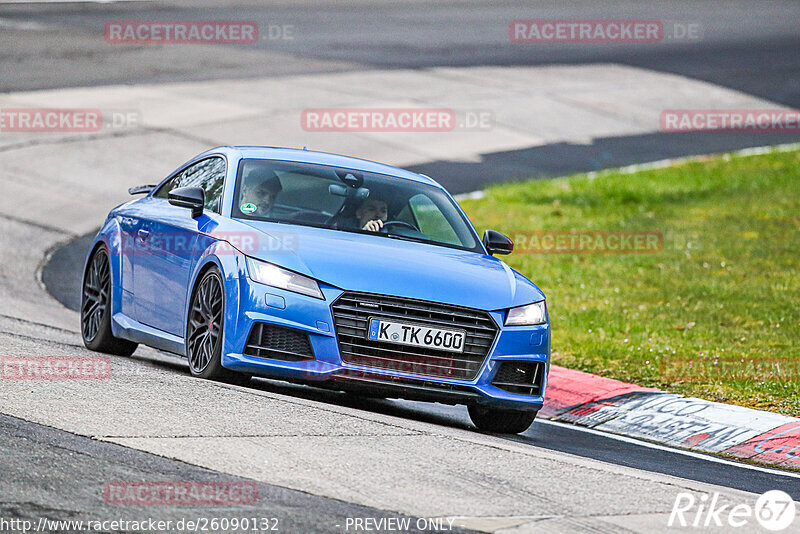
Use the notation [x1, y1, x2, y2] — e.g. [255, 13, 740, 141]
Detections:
[81, 247, 138, 356]
[186, 268, 250, 385]
[468, 405, 537, 434]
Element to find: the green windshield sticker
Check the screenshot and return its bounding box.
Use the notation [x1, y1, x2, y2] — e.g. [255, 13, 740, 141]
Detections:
[240, 203, 257, 214]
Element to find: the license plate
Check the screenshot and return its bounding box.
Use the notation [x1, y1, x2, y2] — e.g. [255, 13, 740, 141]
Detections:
[367, 317, 466, 353]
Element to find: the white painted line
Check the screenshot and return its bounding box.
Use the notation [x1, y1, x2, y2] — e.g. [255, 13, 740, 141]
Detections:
[0, 18, 48, 30]
[537, 418, 800, 479]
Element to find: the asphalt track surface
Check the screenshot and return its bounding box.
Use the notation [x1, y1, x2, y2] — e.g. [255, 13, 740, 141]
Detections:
[2, 0, 799, 107]
[0, 413, 450, 534]
[3, 1, 800, 532]
[2, 0, 800, 187]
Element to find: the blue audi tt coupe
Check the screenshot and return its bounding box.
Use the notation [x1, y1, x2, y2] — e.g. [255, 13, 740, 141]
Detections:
[81, 147, 550, 433]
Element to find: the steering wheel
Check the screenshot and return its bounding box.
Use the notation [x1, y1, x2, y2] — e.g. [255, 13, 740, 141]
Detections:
[380, 220, 418, 233]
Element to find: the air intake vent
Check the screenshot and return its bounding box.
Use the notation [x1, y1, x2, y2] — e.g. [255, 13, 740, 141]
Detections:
[491, 361, 544, 396]
[244, 323, 314, 361]
[331, 291, 497, 380]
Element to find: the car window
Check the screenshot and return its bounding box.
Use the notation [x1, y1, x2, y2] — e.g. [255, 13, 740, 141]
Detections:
[408, 194, 461, 246]
[154, 157, 226, 213]
[232, 159, 479, 252]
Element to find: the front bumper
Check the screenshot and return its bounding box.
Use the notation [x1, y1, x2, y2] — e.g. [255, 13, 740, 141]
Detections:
[221, 278, 550, 411]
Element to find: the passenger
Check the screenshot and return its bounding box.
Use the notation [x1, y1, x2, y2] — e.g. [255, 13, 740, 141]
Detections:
[240, 168, 282, 217]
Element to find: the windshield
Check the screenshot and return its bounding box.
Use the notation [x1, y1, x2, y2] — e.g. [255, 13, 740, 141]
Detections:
[231, 159, 480, 252]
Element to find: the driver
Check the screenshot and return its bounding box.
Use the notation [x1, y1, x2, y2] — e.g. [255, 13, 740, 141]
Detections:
[240, 168, 282, 217]
[355, 198, 388, 232]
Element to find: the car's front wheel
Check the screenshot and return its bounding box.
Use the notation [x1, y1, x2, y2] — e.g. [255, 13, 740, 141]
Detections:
[468, 405, 537, 434]
[186, 268, 250, 385]
[81, 246, 138, 356]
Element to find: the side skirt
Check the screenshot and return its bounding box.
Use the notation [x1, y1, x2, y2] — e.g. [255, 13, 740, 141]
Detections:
[112, 312, 186, 356]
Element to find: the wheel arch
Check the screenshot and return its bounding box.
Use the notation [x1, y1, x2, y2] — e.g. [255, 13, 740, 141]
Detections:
[80, 239, 109, 332]
[82, 239, 108, 281]
[82, 236, 116, 309]
[90, 219, 127, 323]
[183, 240, 247, 359]
[184, 253, 228, 338]
[187, 259, 222, 302]
[80, 233, 138, 356]
[184, 251, 244, 366]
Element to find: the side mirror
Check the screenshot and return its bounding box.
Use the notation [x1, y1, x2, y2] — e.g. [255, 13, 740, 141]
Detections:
[483, 230, 513, 255]
[168, 186, 204, 218]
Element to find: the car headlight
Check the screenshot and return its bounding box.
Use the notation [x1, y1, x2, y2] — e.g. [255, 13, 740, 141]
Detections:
[505, 301, 547, 326]
[246, 257, 324, 300]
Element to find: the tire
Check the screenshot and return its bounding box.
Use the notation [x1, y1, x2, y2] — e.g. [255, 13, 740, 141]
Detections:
[186, 268, 250, 385]
[468, 405, 537, 434]
[81, 247, 138, 356]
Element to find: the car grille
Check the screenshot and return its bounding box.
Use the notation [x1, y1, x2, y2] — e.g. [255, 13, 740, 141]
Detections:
[331, 292, 498, 380]
[244, 322, 315, 362]
[490, 361, 545, 396]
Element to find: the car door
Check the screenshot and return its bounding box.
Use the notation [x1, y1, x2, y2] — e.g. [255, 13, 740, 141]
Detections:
[133, 157, 226, 337]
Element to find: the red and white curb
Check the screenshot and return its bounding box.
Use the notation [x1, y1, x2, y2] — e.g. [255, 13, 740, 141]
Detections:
[541, 365, 800, 469]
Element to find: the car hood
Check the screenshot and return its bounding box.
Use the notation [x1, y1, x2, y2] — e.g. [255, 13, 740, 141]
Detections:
[234, 220, 545, 311]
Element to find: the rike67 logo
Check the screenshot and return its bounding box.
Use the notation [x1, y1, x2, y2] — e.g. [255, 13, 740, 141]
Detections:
[669, 490, 796, 531]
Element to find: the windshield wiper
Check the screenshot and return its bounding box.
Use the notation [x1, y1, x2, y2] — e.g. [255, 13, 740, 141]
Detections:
[383, 233, 431, 245]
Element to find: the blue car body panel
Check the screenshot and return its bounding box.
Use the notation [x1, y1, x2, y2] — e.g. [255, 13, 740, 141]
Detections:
[87, 147, 550, 411]
[236, 220, 544, 310]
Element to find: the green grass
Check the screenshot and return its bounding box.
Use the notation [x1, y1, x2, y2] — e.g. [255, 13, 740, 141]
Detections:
[460, 148, 800, 416]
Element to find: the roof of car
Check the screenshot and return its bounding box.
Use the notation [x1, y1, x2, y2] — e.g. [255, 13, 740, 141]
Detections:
[205, 146, 439, 187]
